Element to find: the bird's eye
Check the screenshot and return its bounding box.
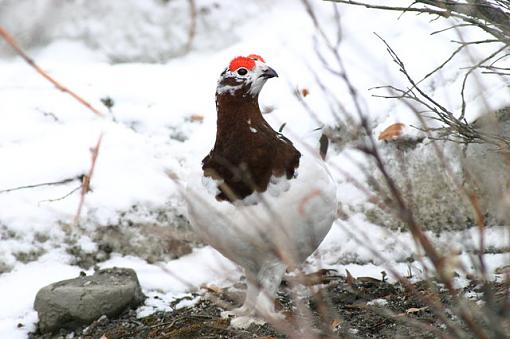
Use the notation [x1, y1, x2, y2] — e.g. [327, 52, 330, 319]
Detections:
[237, 68, 248, 76]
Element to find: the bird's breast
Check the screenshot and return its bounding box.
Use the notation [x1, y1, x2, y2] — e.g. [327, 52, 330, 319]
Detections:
[186, 148, 337, 267]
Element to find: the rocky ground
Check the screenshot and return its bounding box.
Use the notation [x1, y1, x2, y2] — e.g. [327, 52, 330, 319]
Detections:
[27, 270, 509, 339]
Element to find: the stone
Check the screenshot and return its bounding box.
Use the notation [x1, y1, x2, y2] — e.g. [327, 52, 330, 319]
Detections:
[366, 139, 470, 231]
[34, 267, 145, 333]
[463, 107, 510, 224]
[365, 107, 510, 231]
[93, 223, 194, 264]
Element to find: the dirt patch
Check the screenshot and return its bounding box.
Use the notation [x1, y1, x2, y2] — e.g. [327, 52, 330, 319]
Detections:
[29, 273, 509, 339]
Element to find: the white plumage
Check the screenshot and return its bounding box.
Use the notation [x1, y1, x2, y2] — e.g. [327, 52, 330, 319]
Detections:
[185, 54, 337, 327]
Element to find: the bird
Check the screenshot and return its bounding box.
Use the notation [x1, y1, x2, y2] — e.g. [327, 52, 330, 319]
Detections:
[186, 54, 337, 328]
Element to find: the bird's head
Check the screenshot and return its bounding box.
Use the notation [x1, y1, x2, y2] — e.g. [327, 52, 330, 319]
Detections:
[216, 54, 278, 98]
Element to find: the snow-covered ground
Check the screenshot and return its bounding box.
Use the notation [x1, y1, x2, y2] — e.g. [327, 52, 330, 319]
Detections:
[1, 0, 509, 338]
[2, 220, 509, 338]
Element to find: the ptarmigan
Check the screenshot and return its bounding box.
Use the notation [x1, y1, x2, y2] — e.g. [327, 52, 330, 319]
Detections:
[186, 54, 337, 327]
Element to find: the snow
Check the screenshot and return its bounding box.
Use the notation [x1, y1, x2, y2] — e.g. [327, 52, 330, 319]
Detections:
[367, 298, 389, 307]
[99, 247, 240, 294]
[0, 0, 509, 337]
[0, 250, 81, 338]
[0, 221, 509, 337]
[96, 247, 240, 320]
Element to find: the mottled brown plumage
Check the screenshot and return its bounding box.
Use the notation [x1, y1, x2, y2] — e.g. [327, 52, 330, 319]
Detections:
[202, 77, 300, 202]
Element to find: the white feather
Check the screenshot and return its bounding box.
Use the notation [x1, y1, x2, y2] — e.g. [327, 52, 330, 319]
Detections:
[185, 143, 337, 272]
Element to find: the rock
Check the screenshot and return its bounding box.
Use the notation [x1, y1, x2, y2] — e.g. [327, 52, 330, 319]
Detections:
[463, 107, 510, 224]
[67, 223, 194, 269]
[34, 267, 145, 333]
[94, 223, 194, 264]
[365, 107, 510, 231]
[64, 204, 196, 269]
[365, 139, 470, 231]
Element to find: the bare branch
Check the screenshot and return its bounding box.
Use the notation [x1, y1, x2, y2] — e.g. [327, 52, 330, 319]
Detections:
[73, 134, 104, 227]
[0, 176, 82, 194]
[0, 26, 105, 117]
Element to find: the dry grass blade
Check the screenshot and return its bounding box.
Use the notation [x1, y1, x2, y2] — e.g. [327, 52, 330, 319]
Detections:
[0, 26, 105, 117]
[73, 134, 104, 228]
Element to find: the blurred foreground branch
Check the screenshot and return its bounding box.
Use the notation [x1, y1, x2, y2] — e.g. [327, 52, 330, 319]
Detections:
[301, 1, 509, 337]
[0, 26, 105, 117]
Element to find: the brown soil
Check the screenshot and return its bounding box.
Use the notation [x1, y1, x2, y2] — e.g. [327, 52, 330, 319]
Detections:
[29, 272, 510, 339]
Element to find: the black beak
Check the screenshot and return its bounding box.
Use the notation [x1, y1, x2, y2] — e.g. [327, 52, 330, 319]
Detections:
[260, 66, 278, 79]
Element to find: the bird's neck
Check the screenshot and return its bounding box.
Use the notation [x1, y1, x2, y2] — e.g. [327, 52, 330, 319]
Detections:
[214, 93, 266, 142]
[205, 92, 301, 202]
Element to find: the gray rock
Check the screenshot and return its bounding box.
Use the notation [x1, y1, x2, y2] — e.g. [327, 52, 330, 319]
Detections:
[34, 267, 145, 333]
[365, 107, 510, 231]
[463, 107, 510, 224]
[68, 222, 194, 269]
[93, 222, 194, 264]
[366, 140, 471, 231]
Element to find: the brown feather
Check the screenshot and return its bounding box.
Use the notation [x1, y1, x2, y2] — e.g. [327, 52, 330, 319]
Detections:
[203, 86, 300, 202]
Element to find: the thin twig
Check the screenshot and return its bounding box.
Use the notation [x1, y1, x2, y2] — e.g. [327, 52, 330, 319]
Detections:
[0, 176, 82, 194]
[38, 185, 82, 205]
[73, 134, 104, 227]
[0, 26, 105, 117]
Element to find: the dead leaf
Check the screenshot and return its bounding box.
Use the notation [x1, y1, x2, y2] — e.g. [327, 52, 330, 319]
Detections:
[202, 284, 223, 294]
[398, 306, 429, 316]
[330, 319, 342, 331]
[81, 175, 91, 193]
[357, 276, 381, 284]
[345, 269, 355, 286]
[495, 264, 510, 274]
[190, 114, 204, 123]
[378, 123, 405, 141]
[293, 269, 339, 285]
[301, 88, 310, 97]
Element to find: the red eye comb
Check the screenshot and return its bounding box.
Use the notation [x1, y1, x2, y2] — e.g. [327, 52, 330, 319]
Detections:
[228, 56, 256, 72]
[247, 54, 265, 63]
